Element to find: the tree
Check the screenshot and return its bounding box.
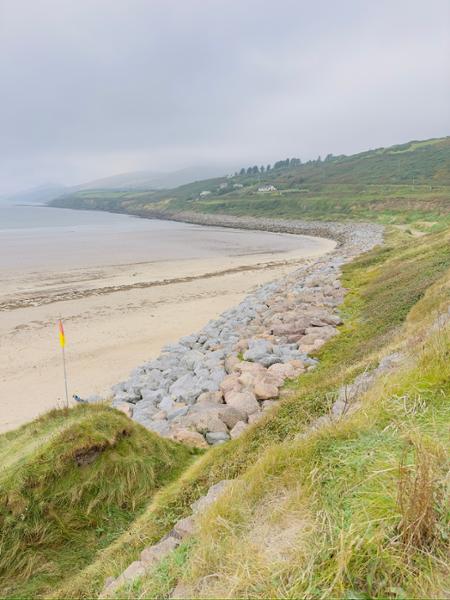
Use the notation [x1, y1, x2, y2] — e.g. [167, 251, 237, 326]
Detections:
[260, 165, 265, 173]
[246, 167, 253, 175]
[239, 168, 246, 176]
[252, 165, 259, 174]
[266, 164, 271, 171]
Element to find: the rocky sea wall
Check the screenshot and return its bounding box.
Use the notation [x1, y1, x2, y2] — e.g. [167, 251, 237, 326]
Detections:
[108, 216, 384, 447]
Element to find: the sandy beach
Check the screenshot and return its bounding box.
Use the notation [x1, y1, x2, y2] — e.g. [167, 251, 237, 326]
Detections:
[0, 214, 335, 432]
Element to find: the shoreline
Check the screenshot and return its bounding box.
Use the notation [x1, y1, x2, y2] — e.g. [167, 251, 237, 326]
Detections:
[0, 243, 330, 312]
[70, 213, 383, 447]
[0, 221, 336, 433]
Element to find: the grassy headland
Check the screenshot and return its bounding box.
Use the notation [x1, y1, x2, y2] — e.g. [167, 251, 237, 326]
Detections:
[51, 136, 450, 226]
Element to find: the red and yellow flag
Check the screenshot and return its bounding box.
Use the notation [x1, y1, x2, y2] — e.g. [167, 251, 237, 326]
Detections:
[58, 319, 65, 348]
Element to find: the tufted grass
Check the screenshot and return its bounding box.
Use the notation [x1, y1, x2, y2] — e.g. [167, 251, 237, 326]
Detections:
[0, 404, 197, 599]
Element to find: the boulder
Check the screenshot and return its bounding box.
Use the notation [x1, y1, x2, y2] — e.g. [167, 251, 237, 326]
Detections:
[120, 560, 145, 582]
[169, 373, 202, 404]
[289, 359, 306, 373]
[235, 338, 249, 353]
[152, 410, 167, 420]
[259, 355, 283, 368]
[206, 431, 230, 445]
[184, 406, 228, 434]
[243, 339, 273, 362]
[268, 362, 297, 379]
[224, 390, 259, 417]
[173, 516, 197, 538]
[248, 410, 265, 424]
[191, 480, 233, 514]
[225, 354, 241, 374]
[237, 361, 267, 376]
[166, 403, 189, 420]
[217, 405, 246, 429]
[113, 391, 141, 404]
[140, 535, 180, 565]
[305, 325, 337, 338]
[298, 339, 325, 353]
[230, 421, 248, 439]
[254, 380, 279, 400]
[220, 374, 241, 395]
[180, 349, 205, 370]
[141, 370, 164, 391]
[141, 388, 166, 403]
[197, 391, 224, 404]
[146, 420, 170, 436]
[170, 428, 208, 448]
[238, 372, 255, 389]
[159, 397, 174, 412]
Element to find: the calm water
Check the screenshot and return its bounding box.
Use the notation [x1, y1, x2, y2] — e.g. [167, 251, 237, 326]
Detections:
[0, 204, 319, 272]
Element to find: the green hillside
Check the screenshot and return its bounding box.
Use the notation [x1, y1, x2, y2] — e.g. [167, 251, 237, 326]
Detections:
[51, 136, 450, 224]
[0, 405, 197, 598]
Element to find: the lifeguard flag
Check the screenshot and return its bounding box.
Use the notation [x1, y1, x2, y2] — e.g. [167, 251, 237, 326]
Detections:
[58, 319, 65, 348]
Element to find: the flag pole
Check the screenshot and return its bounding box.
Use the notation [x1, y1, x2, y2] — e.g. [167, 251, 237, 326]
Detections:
[62, 343, 69, 409]
[58, 318, 69, 408]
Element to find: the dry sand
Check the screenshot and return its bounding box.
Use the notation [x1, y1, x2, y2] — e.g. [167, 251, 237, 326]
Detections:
[0, 234, 335, 432]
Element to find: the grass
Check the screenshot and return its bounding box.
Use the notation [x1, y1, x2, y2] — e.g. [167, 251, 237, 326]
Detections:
[47, 225, 450, 599]
[0, 404, 197, 599]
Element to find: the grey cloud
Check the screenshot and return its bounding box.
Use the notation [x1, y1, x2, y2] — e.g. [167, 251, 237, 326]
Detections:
[0, 0, 449, 193]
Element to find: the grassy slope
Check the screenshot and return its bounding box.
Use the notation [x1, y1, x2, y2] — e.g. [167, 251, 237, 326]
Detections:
[52, 226, 450, 599]
[0, 405, 197, 598]
[51, 137, 450, 225]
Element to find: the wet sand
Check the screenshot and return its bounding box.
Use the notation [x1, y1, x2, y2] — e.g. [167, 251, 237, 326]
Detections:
[0, 221, 335, 432]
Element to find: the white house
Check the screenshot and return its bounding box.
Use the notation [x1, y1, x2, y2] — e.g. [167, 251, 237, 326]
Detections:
[233, 183, 243, 189]
[257, 185, 277, 193]
[199, 190, 212, 197]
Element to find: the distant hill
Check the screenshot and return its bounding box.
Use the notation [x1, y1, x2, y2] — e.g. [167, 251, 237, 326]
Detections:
[51, 136, 450, 224]
[75, 165, 236, 191]
[2, 183, 67, 205]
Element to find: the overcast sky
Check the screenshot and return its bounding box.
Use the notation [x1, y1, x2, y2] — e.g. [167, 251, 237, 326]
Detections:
[0, 0, 449, 194]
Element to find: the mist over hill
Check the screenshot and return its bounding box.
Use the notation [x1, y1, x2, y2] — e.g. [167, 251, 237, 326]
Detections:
[75, 165, 236, 191]
[1, 183, 67, 205]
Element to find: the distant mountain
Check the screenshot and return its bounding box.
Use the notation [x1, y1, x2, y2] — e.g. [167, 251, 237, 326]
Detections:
[1, 183, 67, 205]
[76, 165, 236, 191]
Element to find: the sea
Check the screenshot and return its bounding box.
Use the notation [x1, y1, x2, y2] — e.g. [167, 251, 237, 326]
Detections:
[0, 203, 315, 272]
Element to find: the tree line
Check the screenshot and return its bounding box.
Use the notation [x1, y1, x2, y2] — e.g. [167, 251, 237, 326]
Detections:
[236, 154, 336, 176]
